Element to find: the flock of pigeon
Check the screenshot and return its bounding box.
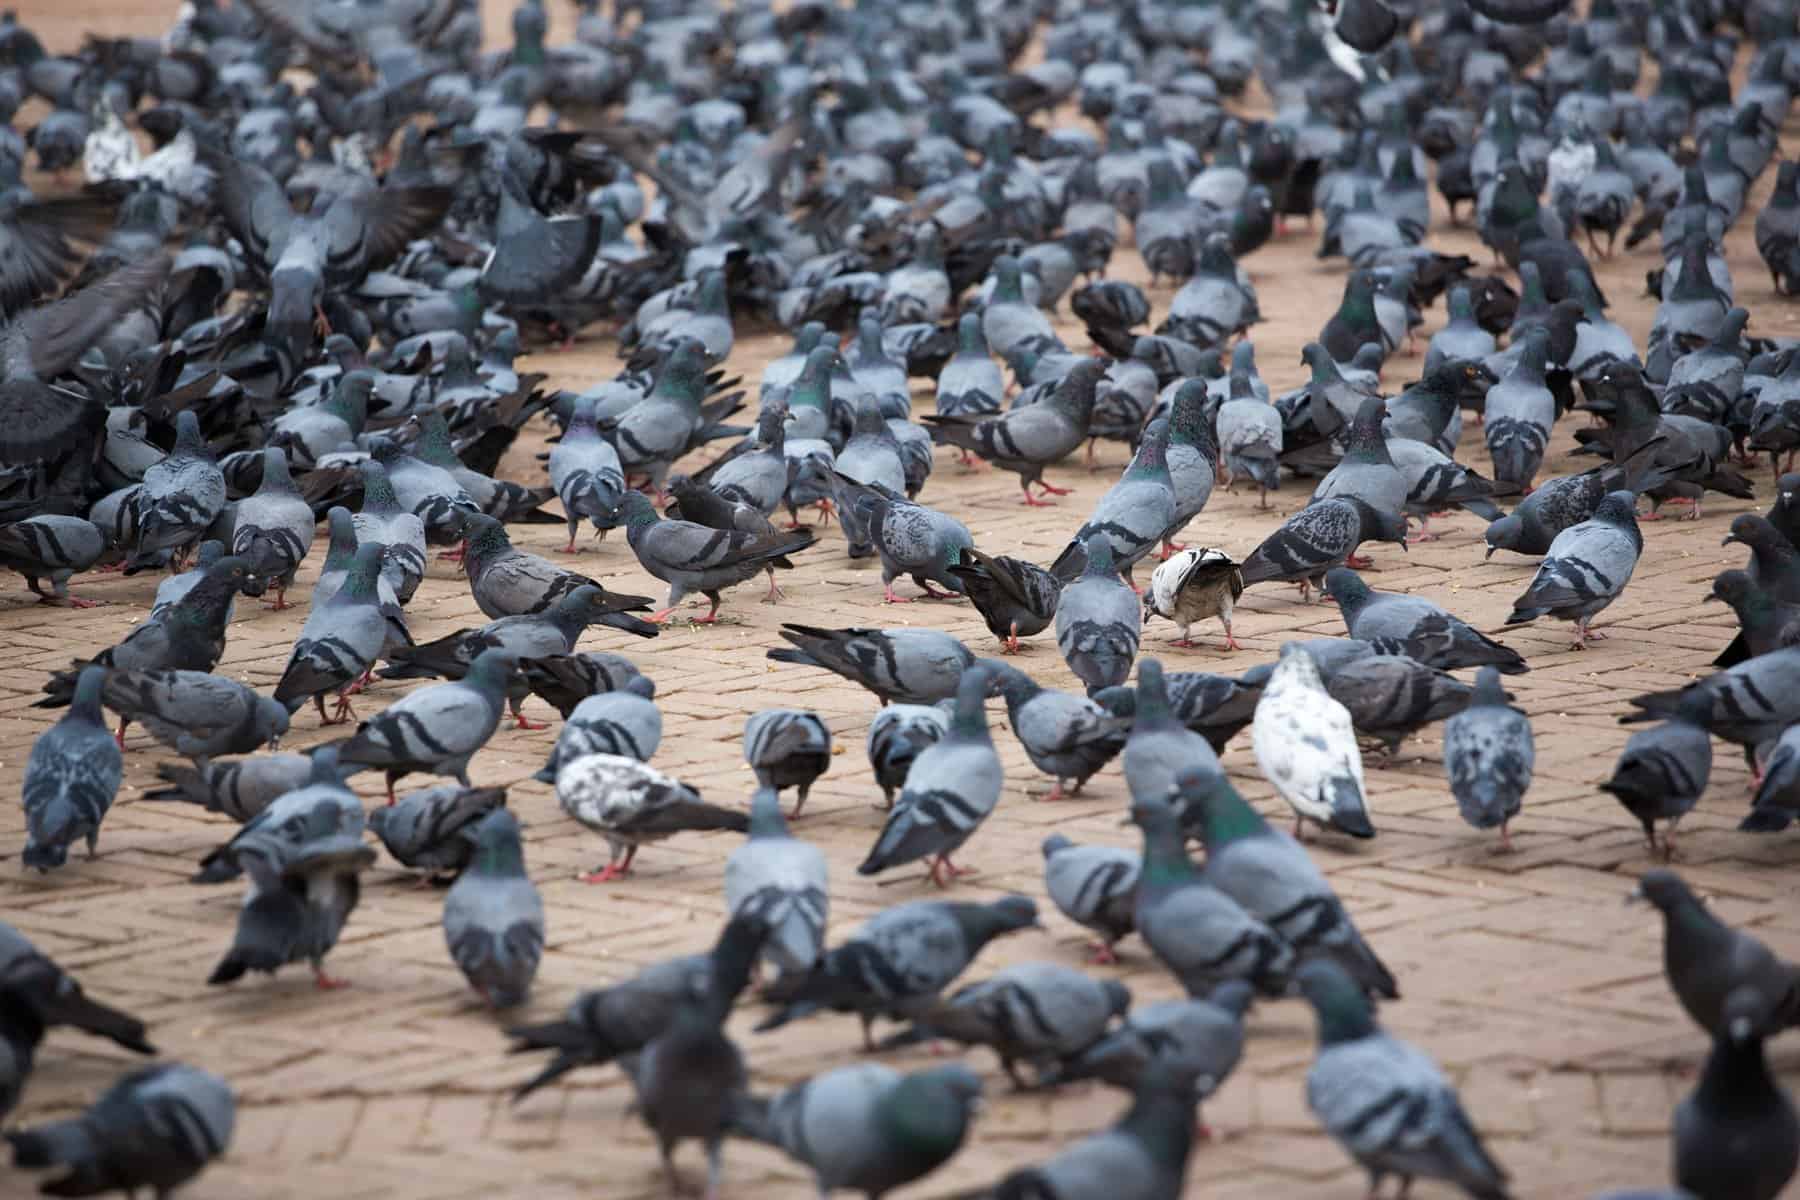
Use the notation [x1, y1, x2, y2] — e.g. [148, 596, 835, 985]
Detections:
[2, 0, 1800, 1195]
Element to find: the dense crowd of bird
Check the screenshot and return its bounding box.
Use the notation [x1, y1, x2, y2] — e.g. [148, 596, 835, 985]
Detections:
[2, 0, 1800, 1195]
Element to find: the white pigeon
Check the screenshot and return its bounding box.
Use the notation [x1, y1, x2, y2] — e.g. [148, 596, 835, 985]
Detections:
[1251, 644, 1375, 839]
[1145, 547, 1244, 650]
[555, 753, 747, 882]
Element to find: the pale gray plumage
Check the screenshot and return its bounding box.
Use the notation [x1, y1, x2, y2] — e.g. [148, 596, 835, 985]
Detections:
[133, 411, 225, 566]
[725, 787, 829, 979]
[1057, 536, 1142, 695]
[1505, 491, 1642, 648]
[1444, 668, 1534, 845]
[1042, 833, 1139, 961]
[556, 753, 747, 881]
[231, 446, 315, 603]
[337, 649, 512, 795]
[21, 667, 120, 871]
[0, 515, 105, 605]
[144, 752, 316, 823]
[443, 807, 545, 1008]
[770, 623, 975, 705]
[1040, 984, 1253, 1108]
[549, 396, 625, 551]
[901, 962, 1131, 1089]
[1122, 658, 1224, 809]
[989, 660, 1128, 797]
[743, 709, 831, 817]
[533, 678, 661, 783]
[353, 460, 425, 604]
[367, 784, 508, 879]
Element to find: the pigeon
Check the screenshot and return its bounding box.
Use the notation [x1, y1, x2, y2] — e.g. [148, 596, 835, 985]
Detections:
[924, 358, 1107, 505]
[549, 396, 626, 553]
[1622, 647, 1800, 771]
[507, 914, 765, 1100]
[231, 446, 316, 609]
[1581, 362, 1752, 521]
[0, 515, 105, 607]
[606, 338, 720, 492]
[1300, 652, 1485, 756]
[695, 401, 789, 519]
[369, 436, 480, 549]
[367, 785, 508, 882]
[459, 512, 656, 622]
[1427, 287, 1499, 372]
[21, 667, 121, 871]
[95, 669, 288, 759]
[1049, 421, 1177, 588]
[1747, 722, 1800, 833]
[769, 624, 975, 705]
[443, 808, 545, 1009]
[858, 663, 1002, 887]
[131, 410, 226, 571]
[1324, 568, 1528, 674]
[977, 1058, 1203, 1200]
[1216, 388, 1283, 506]
[756, 894, 1041, 1048]
[829, 475, 972, 604]
[949, 548, 1062, 654]
[1600, 707, 1712, 856]
[555, 753, 747, 882]
[617, 983, 748, 1200]
[1443, 668, 1534, 850]
[4, 1063, 234, 1199]
[1041, 833, 1140, 964]
[895, 962, 1131, 1090]
[616, 490, 815, 622]
[532, 678, 662, 783]
[866, 704, 950, 807]
[1129, 782, 1294, 999]
[742, 710, 830, 818]
[938, 312, 1006, 417]
[1056, 536, 1143, 695]
[1252, 644, 1374, 840]
[1239, 498, 1408, 603]
[1482, 440, 1670, 559]
[143, 753, 318, 824]
[274, 542, 389, 726]
[1145, 548, 1243, 650]
[519, 651, 652, 719]
[1483, 327, 1557, 492]
[1121, 658, 1225, 809]
[1178, 769, 1398, 999]
[725, 1062, 983, 1199]
[336, 648, 513, 801]
[725, 786, 829, 980]
[0, 920, 156, 1106]
[1505, 491, 1642, 649]
[988, 659, 1128, 800]
[1296, 959, 1511, 1200]
[1673, 1031, 1799, 1200]
[1628, 871, 1800, 1041]
[353, 461, 426, 604]
[832, 397, 910, 556]
[1311, 397, 1408, 548]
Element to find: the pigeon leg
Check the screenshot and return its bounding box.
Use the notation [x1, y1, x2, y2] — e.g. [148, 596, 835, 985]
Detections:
[115, 718, 129, 750]
[385, 774, 398, 805]
[581, 846, 637, 883]
[763, 569, 784, 603]
[312, 967, 351, 990]
[1405, 514, 1440, 544]
[1041, 779, 1066, 802]
[1344, 554, 1374, 569]
[1159, 539, 1186, 560]
[1020, 483, 1057, 507]
[918, 581, 959, 600]
[703, 1141, 725, 1200]
[262, 583, 289, 611]
[690, 594, 723, 623]
[1571, 619, 1588, 651]
[930, 853, 975, 885]
[509, 701, 549, 731]
[813, 499, 835, 526]
[1221, 619, 1241, 652]
[1170, 637, 1198, 648]
[1034, 479, 1074, 497]
[882, 582, 914, 604]
[1004, 622, 1020, 654]
[313, 305, 333, 340]
[1499, 820, 1514, 853]
[1292, 814, 1307, 841]
[1086, 940, 1119, 966]
[649, 607, 680, 623]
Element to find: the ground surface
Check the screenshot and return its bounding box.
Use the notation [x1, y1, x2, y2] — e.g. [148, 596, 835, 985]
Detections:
[3, 3, 1800, 1198]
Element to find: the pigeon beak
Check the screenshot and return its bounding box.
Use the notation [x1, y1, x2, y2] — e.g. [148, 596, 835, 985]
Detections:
[1624, 884, 1645, 905]
[1483, 545, 1496, 561]
[1722, 534, 1741, 547]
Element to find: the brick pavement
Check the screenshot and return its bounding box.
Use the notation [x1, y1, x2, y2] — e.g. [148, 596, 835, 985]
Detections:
[4, 3, 1800, 1198]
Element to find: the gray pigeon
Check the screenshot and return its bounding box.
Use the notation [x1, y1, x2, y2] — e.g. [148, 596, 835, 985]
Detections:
[367, 785, 508, 882]
[1216, 391, 1283, 507]
[725, 787, 829, 980]
[443, 807, 545, 1008]
[1252, 645, 1373, 840]
[20, 667, 121, 871]
[274, 542, 389, 725]
[549, 396, 626, 552]
[1505, 491, 1641, 649]
[742, 709, 831, 817]
[189, 747, 364, 885]
[858, 664, 1002, 887]
[1324, 568, 1528, 675]
[1623, 648, 1800, 773]
[1601, 706, 1712, 855]
[696, 402, 789, 518]
[1129, 784, 1294, 998]
[1443, 668, 1534, 849]
[353, 461, 425, 604]
[1483, 327, 1557, 492]
[725, 1062, 983, 1199]
[369, 435, 479, 549]
[96, 669, 288, 759]
[617, 981, 748, 1200]
[555, 753, 747, 882]
[0, 515, 105, 607]
[144, 752, 317, 823]
[1042, 833, 1139, 963]
[924, 359, 1107, 505]
[937, 315, 1005, 418]
[1050, 421, 1177, 587]
[336, 648, 513, 801]
[231, 446, 315, 609]
[1177, 769, 1398, 998]
[896, 962, 1131, 1089]
[770, 623, 975, 705]
[948, 548, 1062, 654]
[148, 540, 227, 620]
[1239, 497, 1408, 602]
[830, 474, 973, 604]
[460, 513, 658, 623]
[1122, 658, 1224, 809]
[1673, 1031, 1799, 1200]
[616, 490, 815, 622]
[520, 651, 652, 719]
[989, 660, 1128, 799]
[1628, 871, 1800, 1041]
[4, 1063, 233, 1198]
[533, 678, 662, 783]
[756, 894, 1041, 1048]
[1311, 397, 1408, 549]
[1296, 959, 1511, 1200]
[132, 411, 225, 569]
[1482, 440, 1670, 559]
[1056, 536, 1142, 695]
[866, 703, 950, 807]
[832, 396, 910, 557]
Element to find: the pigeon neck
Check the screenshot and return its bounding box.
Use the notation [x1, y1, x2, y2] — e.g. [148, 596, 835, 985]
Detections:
[474, 830, 526, 876]
[1137, 814, 1197, 891]
[1694, 1035, 1781, 1118]
[1310, 981, 1378, 1045]
[361, 466, 400, 513]
[68, 669, 107, 724]
[707, 918, 766, 1013]
[747, 789, 788, 838]
[411, 417, 460, 469]
[1188, 780, 1265, 848]
[880, 1076, 972, 1162]
[1116, 1082, 1196, 1182]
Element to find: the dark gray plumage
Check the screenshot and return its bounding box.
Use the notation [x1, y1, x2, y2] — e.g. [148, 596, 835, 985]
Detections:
[0, 515, 105, 606]
[132, 411, 225, 568]
[949, 548, 1062, 654]
[274, 542, 389, 726]
[231, 446, 316, 607]
[1324, 568, 1528, 675]
[1239, 497, 1408, 603]
[1673, 1031, 1799, 1200]
[96, 669, 289, 759]
[367, 785, 508, 881]
[743, 709, 831, 817]
[1505, 491, 1642, 648]
[1628, 871, 1800, 1041]
[1444, 668, 1533, 849]
[989, 660, 1128, 800]
[769, 623, 974, 705]
[337, 648, 513, 800]
[866, 703, 949, 807]
[21, 667, 121, 871]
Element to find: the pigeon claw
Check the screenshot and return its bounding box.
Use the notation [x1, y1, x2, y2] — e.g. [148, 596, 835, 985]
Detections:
[313, 969, 351, 991]
[882, 584, 914, 604]
[512, 713, 549, 731]
[1344, 554, 1374, 569]
[1035, 480, 1074, 497]
[1085, 941, 1119, 966]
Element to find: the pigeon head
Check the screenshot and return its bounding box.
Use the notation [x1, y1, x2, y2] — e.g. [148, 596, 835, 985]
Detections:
[1273, 641, 1327, 689]
[255, 697, 290, 750]
[909, 1062, 985, 1109]
[337, 543, 385, 601]
[955, 311, 985, 352]
[979, 658, 1036, 708]
[1707, 569, 1753, 609]
[980, 894, 1041, 934]
[1321, 567, 1371, 611]
[556, 585, 615, 627]
[328, 371, 372, 430]
[69, 665, 108, 720]
[464, 649, 519, 698]
[616, 490, 659, 529]
[1172, 767, 1262, 848]
[1300, 342, 1340, 381]
[1626, 869, 1703, 915]
[463, 806, 526, 867]
[1079, 534, 1117, 579]
[460, 513, 510, 556]
[947, 663, 993, 736]
[1294, 958, 1376, 1045]
[1040, 832, 1074, 859]
[1593, 490, 1640, 529]
[1722, 514, 1785, 558]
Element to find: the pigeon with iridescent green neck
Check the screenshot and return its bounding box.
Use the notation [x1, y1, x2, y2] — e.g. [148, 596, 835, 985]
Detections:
[353, 460, 425, 604]
[830, 474, 971, 604]
[369, 435, 479, 549]
[1050, 421, 1177, 588]
[132, 411, 225, 569]
[231, 446, 315, 610]
[409, 409, 558, 525]
[605, 337, 713, 493]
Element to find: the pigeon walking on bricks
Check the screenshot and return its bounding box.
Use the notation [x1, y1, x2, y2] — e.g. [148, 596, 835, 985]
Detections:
[131, 411, 226, 570]
[20, 667, 121, 872]
[1601, 702, 1713, 856]
[725, 1062, 984, 1198]
[988, 659, 1128, 800]
[354, 461, 426, 604]
[370, 436, 481, 551]
[443, 807, 545, 1008]
[866, 703, 950, 807]
[1252, 644, 1374, 840]
[830, 473, 972, 604]
[335, 648, 514, 801]
[94, 669, 288, 759]
[1674, 1030, 1799, 1200]
[725, 786, 829, 981]
[1238, 498, 1408, 603]
[1622, 647, 1800, 775]
[1311, 398, 1408, 562]
[769, 624, 975, 706]
[755, 894, 1040, 1049]
[1177, 768, 1398, 999]
[519, 651, 652, 719]
[367, 785, 508, 883]
[618, 983, 749, 1200]
[1041, 833, 1139, 964]
[275, 543, 389, 726]
[949, 548, 1062, 654]
[1049, 420, 1177, 588]
[742, 709, 830, 817]
[924, 358, 1106, 505]
[1443, 668, 1534, 850]
[4, 1063, 234, 1198]
[616, 490, 815, 622]
[1297, 959, 1511, 1200]
[145, 753, 318, 824]
[1482, 439, 1670, 560]
[549, 396, 626, 553]
[1324, 568, 1528, 675]
[533, 678, 662, 782]
[1628, 870, 1800, 1041]
[1057, 536, 1143, 695]
[231, 447, 315, 610]
[459, 513, 657, 623]
[858, 664, 1002, 887]
[0, 514, 105, 607]
[556, 753, 747, 882]
[1145, 547, 1243, 649]
[1505, 491, 1642, 649]
[1121, 658, 1223, 808]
